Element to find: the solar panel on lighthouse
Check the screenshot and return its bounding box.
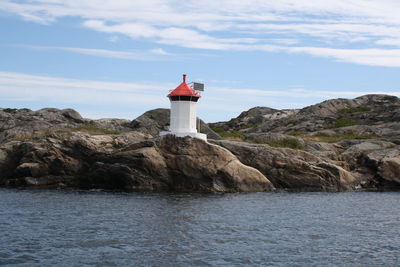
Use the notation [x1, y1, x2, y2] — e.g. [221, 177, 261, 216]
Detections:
[192, 82, 204, 91]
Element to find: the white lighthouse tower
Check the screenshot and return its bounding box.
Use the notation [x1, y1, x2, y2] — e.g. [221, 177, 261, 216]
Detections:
[160, 74, 207, 141]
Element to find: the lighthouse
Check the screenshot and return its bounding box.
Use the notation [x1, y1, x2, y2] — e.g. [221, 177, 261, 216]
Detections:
[160, 74, 207, 141]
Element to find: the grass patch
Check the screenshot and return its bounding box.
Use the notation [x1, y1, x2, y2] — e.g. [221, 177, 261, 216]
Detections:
[255, 137, 305, 149]
[210, 126, 226, 133]
[327, 118, 356, 129]
[339, 106, 371, 114]
[285, 131, 305, 136]
[63, 123, 121, 135]
[210, 127, 245, 140]
[310, 132, 378, 143]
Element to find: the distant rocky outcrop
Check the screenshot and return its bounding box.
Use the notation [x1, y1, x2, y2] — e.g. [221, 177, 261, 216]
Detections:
[0, 107, 135, 143]
[209, 94, 400, 139]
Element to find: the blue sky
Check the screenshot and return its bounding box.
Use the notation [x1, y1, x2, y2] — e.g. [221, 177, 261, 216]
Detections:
[1, 0, 400, 122]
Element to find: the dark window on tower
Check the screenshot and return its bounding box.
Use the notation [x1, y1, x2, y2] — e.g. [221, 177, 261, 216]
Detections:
[169, 96, 199, 102]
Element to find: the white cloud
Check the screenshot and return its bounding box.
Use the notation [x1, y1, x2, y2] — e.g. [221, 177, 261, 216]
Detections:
[287, 47, 400, 67]
[107, 35, 120, 42]
[16, 44, 172, 61]
[376, 38, 400, 47]
[80, 19, 400, 67]
[2, 0, 400, 66]
[150, 48, 170, 55]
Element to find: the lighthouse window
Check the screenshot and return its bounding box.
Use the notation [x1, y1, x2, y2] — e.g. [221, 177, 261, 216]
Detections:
[169, 96, 199, 102]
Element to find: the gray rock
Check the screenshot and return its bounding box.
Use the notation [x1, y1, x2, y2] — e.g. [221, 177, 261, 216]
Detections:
[364, 148, 400, 185]
[306, 142, 340, 152]
[61, 109, 84, 123]
[343, 141, 396, 154]
[210, 139, 357, 191]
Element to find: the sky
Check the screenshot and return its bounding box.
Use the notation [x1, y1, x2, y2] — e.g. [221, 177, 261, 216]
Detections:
[1, 0, 400, 122]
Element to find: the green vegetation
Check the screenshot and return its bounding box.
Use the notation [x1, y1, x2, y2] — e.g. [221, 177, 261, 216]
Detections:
[210, 126, 245, 140]
[286, 131, 305, 136]
[327, 117, 357, 129]
[251, 137, 304, 149]
[210, 126, 226, 133]
[311, 132, 378, 143]
[218, 130, 245, 139]
[339, 106, 371, 114]
[261, 138, 305, 149]
[65, 123, 121, 135]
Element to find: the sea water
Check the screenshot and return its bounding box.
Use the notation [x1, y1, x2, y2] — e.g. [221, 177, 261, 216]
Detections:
[0, 189, 399, 266]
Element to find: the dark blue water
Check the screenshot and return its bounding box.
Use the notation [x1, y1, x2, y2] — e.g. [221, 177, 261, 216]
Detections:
[0, 189, 399, 266]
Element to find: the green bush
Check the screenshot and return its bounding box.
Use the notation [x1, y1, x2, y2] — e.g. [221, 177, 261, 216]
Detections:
[210, 126, 244, 139]
[339, 106, 371, 114]
[286, 131, 305, 136]
[219, 130, 245, 138]
[327, 118, 356, 129]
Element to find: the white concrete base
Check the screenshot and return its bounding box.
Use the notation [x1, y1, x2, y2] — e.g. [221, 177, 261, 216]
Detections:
[160, 131, 207, 141]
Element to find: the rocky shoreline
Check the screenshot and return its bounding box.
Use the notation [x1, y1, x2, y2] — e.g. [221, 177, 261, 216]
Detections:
[1, 94, 400, 192]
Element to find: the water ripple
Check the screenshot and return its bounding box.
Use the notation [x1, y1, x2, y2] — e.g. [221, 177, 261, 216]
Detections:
[1, 189, 400, 266]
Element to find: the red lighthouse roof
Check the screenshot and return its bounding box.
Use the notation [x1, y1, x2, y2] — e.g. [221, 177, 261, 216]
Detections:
[167, 74, 201, 98]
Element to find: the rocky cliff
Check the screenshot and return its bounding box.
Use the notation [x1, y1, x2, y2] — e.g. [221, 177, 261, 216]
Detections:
[1, 94, 400, 192]
[0, 133, 273, 192]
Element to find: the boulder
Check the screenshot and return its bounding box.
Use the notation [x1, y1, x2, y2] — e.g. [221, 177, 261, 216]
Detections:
[61, 109, 84, 123]
[364, 148, 400, 185]
[210, 139, 357, 191]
